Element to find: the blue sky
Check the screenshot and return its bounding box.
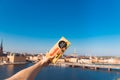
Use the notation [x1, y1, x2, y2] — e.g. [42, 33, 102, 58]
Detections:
[0, 0, 120, 56]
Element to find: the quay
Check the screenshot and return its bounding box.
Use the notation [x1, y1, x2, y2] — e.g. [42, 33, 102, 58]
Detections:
[0, 62, 27, 65]
[54, 62, 120, 71]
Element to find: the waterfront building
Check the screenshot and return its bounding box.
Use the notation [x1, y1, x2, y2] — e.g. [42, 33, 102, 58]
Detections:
[0, 56, 9, 64]
[103, 58, 120, 64]
[78, 58, 92, 64]
[69, 58, 78, 63]
[57, 58, 65, 63]
[26, 54, 44, 62]
[65, 57, 78, 63]
[29, 55, 38, 61]
[7, 53, 26, 63]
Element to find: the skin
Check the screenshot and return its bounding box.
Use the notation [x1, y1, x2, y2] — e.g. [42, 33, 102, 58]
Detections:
[6, 57, 50, 80]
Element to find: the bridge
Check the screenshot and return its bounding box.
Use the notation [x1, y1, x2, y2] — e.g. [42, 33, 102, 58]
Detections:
[61, 63, 120, 71]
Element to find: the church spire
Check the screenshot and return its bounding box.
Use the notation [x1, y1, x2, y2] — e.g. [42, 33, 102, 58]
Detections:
[0, 40, 3, 48]
[0, 40, 3, 56]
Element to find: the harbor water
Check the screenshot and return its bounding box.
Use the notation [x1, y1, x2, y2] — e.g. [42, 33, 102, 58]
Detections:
[0, 63, 120, 80]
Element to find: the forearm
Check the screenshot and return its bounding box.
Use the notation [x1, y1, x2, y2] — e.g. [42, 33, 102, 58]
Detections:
[6, 58, 49, 80]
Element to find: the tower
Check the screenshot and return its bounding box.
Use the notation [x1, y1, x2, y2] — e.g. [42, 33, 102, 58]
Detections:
[73, 48, 77, 57]
[0, 40, 3, 56]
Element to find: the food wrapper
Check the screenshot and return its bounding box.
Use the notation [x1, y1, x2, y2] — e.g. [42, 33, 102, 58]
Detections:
[46, 37, 71, 64]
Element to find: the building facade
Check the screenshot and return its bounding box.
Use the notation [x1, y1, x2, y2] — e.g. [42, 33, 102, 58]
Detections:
[7, 53, 26, 63]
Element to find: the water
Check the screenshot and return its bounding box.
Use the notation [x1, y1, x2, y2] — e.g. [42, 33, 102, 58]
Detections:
[0, 63, 120, 80]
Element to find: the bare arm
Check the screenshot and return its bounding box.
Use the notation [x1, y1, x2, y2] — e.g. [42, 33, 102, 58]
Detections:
[6, 57, 49, 80]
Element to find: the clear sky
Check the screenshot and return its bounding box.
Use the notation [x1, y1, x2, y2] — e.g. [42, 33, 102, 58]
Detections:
[0, 0, 120, 56]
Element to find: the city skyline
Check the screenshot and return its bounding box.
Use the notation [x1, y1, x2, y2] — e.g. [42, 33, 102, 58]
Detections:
[0, 0, 120, 56]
